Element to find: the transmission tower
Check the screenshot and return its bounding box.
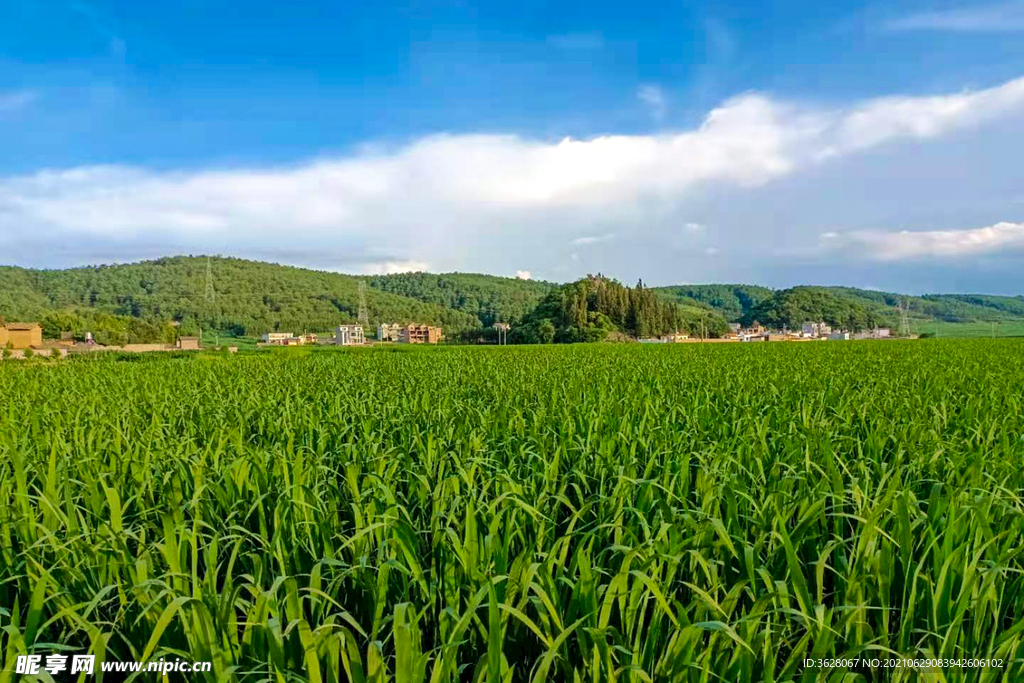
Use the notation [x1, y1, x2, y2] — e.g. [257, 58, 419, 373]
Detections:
[205, 257, 218, 345]
[897, 299, 911, 337]
[205, 257, 216, 306]
[358, 280, 369, 327]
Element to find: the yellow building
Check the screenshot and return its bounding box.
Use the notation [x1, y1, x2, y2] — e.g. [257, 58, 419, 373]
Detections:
[2, 323, 42, 349]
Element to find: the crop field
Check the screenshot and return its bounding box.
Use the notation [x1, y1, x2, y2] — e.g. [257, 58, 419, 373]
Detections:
[2, 340, 1024, 682]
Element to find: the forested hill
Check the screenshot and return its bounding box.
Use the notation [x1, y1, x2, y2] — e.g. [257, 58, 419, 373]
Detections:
[656, 283, 1024, 329]
[366, 272, 557, 327]
[0, 256, 480, 338]
[3, 255, 1023, 344]
[654, 284, 774, 321]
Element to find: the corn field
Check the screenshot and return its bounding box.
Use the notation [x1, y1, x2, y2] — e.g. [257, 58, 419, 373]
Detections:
[2, 341, 1024, 682]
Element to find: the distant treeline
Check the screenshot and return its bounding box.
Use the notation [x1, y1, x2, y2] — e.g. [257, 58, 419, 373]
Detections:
[3, 255, 1023, 345]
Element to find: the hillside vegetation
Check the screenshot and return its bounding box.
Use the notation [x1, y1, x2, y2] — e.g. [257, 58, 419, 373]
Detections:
[2, 255, 1023, 343]
[0, 256, 480, 341]
[366, 271, 556, 327]
[656, 283, 1024, 332]
[655, 284, 774, 321]
[740, 287, 881, 331]
[511, 275, 730, 343]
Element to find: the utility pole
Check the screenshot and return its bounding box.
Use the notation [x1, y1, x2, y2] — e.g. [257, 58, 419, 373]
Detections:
[494, 322, 510, 345]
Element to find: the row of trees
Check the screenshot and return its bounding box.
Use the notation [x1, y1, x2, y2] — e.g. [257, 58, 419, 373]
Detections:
[37, 310, 179, 345]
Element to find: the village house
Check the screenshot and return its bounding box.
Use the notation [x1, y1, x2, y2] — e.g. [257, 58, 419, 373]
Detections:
[802, 321, 832, 338]
[262, 331, 294, 344]
[377, 323, 402, 342]
[0, 323, 43, 350]
[261, 332, 305, 346]
[335, 325, 365, 346]
[400, 324, 442, 344]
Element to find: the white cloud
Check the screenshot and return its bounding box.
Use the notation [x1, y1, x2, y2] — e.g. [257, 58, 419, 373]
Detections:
[817, 77, 1024, 158]
[360, 260, 430, 275]
[515, 270, 532, 280]
[886, 1, 1024, 31]
[637, 85, 668, 121]
[704, 246, 721, 256]
[819, 221, 1024, 260]
[0, 90, 38, 112]
[683, 222, 706, 233]
[3, 75, 1024, 273]
[571, 233, 615, 245]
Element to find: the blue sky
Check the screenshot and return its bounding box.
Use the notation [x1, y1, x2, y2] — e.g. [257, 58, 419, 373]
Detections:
[2, 0, 1024, 293]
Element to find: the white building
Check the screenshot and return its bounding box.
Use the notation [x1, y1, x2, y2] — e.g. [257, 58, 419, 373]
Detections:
[335, 325, 365, 346]
[262, 331, 296, 344]
[802, 322, 832, 338]
[853, 327, 892, 340]
[377, 323, 402, 342]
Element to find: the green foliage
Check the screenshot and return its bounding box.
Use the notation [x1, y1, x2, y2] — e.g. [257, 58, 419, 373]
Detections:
[513, 275, 730, 343]
[658, 284, 1024, 331]
[366, 272, 557, 327]
[6, 256, 1024, 344]
[1, 341, 1023, 681]
[742, 286, 880, 331]
[655, 284, 774, 321]
[0, 256, 481, 337]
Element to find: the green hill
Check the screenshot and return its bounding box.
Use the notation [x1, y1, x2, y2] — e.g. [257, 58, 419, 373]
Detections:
[654, 284, 774, 322]
[656, 283, 1024, 334]
[366, 271, 557, 327]
[740, 287, 881, 331]
[3, 255, 1023, 345]
[0, 256, 481, 342]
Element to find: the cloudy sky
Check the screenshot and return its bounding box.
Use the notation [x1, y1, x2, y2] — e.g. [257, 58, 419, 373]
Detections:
[2, 0, 1024, 293]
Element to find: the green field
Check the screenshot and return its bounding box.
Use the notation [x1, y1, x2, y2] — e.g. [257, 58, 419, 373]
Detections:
[2, 341, 1024, 681]
[912, 320, 1024, 338]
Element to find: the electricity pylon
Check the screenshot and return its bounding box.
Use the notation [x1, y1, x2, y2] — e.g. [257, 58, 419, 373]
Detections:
[358, 281, 369, 327]
[205, 256, 218, 346]
[897, 299, 911, 337]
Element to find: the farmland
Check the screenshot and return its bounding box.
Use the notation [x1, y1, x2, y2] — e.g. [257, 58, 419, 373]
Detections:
[2, 340, 1024, 682]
